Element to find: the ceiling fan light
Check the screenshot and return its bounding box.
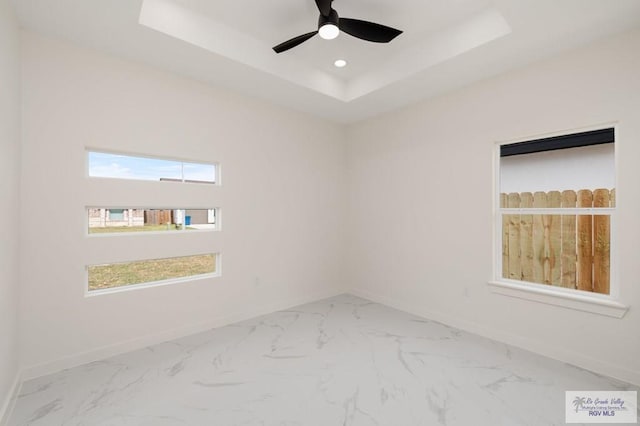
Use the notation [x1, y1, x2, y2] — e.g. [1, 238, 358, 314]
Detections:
[319, 23, 339, 40]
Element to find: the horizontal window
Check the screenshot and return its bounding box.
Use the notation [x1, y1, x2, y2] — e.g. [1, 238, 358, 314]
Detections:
[88, 253, 218, 292]
[88, 151, 217, 184]
[88, 208, 218, 234]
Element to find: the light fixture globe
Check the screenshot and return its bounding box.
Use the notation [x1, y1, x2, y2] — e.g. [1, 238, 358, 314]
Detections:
[319, 23, 339, 40]
[318, 9, 340, 40]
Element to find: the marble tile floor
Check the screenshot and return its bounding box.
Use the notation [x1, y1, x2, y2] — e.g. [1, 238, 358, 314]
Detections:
[8, 294, 639, 426]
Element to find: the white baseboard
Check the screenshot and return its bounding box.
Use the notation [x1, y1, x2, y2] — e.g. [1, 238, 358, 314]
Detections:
[0, 371, 22, 426]
[349, 287, 640, 387]
[21, 288, 343, 382]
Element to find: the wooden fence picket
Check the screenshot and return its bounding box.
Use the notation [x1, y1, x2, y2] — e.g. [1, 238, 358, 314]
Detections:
[576, 190, 593, 292]
[593, 189, 610, 295]
[561, 190, 577, 289]
[548, 191, 562, 286]
[532, 192, 546, 284]
[520, 192, 534, 283]
[611, 189, 616, 207]
[507, 193, 521, 280]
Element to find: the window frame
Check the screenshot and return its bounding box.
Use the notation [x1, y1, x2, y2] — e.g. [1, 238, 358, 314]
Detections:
[489, 124, 628, 318]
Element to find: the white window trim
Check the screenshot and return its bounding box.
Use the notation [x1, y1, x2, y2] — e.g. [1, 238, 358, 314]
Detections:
[490, 123, 628, 318]
[488, 280, 628, 318]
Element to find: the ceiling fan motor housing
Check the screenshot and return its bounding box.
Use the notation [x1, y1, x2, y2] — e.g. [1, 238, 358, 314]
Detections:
[318, 9, 339, 29]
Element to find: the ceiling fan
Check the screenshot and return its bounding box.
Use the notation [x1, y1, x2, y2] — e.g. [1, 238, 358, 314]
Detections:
[273, 0, 403, 53]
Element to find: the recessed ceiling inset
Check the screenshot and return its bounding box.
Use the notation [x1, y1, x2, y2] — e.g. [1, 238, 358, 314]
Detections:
[139, 0, 511, 103]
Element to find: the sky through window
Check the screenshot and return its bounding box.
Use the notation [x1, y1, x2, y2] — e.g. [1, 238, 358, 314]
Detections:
[88, 152, 215, 182]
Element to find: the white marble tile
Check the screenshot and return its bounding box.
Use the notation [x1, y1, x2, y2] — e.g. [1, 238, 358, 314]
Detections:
[8, 294, 639, 425]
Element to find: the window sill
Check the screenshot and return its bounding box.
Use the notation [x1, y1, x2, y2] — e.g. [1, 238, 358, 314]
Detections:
[85, 272, 220, 297]
[488, 280, 629, 318]
[86, 228, 218, 238]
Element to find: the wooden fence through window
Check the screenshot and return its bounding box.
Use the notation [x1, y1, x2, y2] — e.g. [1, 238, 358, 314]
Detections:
[144, 209, 174, 225]
[500, 188, 614, 295]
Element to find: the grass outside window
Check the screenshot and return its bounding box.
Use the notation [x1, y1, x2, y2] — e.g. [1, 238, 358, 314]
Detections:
[88, 254, 217, 292]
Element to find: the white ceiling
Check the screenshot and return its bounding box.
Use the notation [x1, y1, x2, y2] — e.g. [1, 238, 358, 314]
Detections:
[12, 0, 640, 123]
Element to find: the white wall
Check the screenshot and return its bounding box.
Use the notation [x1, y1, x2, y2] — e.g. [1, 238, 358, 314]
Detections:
[347, 29, 640, 385]
[19, 32, 347, 377]
[500, 144, 615, 194]
[0, 0, 21, 420]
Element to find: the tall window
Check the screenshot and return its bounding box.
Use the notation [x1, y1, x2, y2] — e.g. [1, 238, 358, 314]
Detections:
[496, 128, 615, 296]
[86, 150, 221, 294]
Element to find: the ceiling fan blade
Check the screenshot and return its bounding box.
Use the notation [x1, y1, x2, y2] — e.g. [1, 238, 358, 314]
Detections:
[338, 18, 402, 43]
[315, 0, 332, 17]
[273, 31, 318, 53]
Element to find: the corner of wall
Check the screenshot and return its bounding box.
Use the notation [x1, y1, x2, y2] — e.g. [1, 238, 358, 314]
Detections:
[0, 0, 22, 422]
[349, 287, 640, 387]
[0, 372, 22, 426]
